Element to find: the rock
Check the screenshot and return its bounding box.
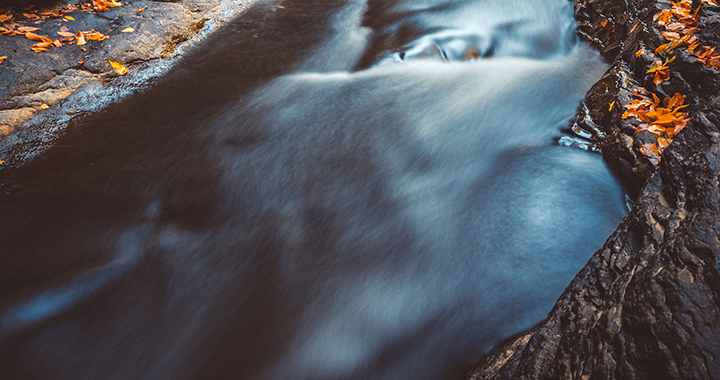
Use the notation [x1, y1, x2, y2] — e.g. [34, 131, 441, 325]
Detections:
[0, 0, 253, 141]
[467, 0, 720, 379]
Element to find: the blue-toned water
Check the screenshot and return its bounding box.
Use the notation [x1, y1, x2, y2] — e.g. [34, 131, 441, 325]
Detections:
[0, 0, 625, 379]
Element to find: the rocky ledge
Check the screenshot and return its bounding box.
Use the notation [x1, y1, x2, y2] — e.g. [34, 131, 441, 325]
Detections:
[468, 0, 720, 379]
[0, 0, 252, 142]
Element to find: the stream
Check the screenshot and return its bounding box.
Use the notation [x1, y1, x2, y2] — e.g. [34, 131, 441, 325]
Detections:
[0, 0, 627, 379]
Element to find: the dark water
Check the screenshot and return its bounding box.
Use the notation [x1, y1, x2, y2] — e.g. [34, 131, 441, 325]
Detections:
[0, 0, 626, 379]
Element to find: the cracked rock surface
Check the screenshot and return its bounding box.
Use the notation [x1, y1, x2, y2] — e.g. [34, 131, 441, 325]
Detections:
[467, 0, 720, 379]
[0, 0, 237, 138]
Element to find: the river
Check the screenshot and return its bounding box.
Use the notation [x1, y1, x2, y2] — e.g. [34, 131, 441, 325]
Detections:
[0, 0, 626, 379]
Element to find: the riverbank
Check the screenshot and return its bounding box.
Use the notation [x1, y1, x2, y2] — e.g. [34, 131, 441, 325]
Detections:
[0, 0, 253, 155]
[468, 0, 720, 378]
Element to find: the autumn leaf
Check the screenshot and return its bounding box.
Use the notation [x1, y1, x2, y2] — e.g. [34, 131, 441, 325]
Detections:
[121, 27, 134, 33]
[30, 42, 52, 53]
[636, 49, 645, 57]
[639, 143, 661, 165]
[609, 100, 616, 111]
[85, 31, 109, 41]
[108, 60, 129, 75]
[654, 9, 674, 25]
[0, 14, 12, 23]
[57, 31, 75, 37]
[701, 0, 718, 5]
[0, 56, 6, 64]
[25, 32, 53, 44]
[16, 26, 40, 34]
[75, 30, 86, 46]
[40, 103, 49, 109]
[629, 22, 639, 34]
[601, 19, 608, 27]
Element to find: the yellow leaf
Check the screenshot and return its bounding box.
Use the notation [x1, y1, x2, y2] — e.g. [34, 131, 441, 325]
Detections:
[0, 160, 4, 164]
[65, 16, 74, 21]
[636, 49, 645, 57]
[0, 56, 6, 64]
[40, 103, 49, 110]
[609, 101, 616, 111]
[121, 27, 134, 33]
[108, 60, 129, 75]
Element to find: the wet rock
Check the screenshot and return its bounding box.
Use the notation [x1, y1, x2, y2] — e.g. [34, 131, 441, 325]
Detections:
[467, 0, 720, 379]
[0, 0, 251, 139]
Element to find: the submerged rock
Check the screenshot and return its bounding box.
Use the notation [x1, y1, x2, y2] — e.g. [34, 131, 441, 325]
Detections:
[468, 0, 720, 378]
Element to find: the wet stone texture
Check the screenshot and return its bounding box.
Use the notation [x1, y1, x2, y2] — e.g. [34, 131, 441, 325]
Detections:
[468, 0, 720, 379]
[0, 0, 235, 138]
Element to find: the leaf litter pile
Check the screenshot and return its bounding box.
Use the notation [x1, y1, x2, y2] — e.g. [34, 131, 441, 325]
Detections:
[0, 0, 134, 74]
[619, 0, 719, 165]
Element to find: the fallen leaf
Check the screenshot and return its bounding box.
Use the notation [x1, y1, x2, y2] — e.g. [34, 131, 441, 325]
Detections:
[654, 9, 674, 25]
[40, 103, 49, 109]
[77, 59, 85, 65]
[22, 13, 39, 20]
[25, 32, 53, 44]
[0, 56, 6, 64]
[636, 49, 645, 57]
[121, 27, 134, 33]
[17, 26, 40, 33]
[65, 16, 75, 21]
[137, 7, 144, 12]
[609, 100, 616, 111]
[53, 39, 62, 47]
[57, 31, 75, 37]
[60, 25, 69, 32]
[0, 14, 12, 23]
[85, 31, 109, 40]
[75, 30, 86, 46]
[701, 0, 718, 5]
[630, 22, 639, 34]
[601, 19, 608, 27]
[0, 160, 4, 164]
[108, 60, 129, 75]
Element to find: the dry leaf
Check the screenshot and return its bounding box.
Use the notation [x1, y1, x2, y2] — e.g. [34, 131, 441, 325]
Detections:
[75, 30, 86, 46]
[53, 39, 62, 47]
[26, 32, 53, 43]
[0, 56, 6, 64]
[85, 31, 109, 40]
[636, 49, 645, 57]
[77, 60, 85, 65]
[108, 60, 129, 75]
[629, 22, 639, 34]
[609, 101, 616, 111]
[601, 19, 608, 27]
[17, 26, 40, 33]
[137, 7, 144, 12]
[40, 103, 49, 110]
[0, 14, 12, 23]
[65, 16, 74, 21]
[0, 160, 4, 165]
[57, 31, 75, 37]
[121, 27, 134, 33]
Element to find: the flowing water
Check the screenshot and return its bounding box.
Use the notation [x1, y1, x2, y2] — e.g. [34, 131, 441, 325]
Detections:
[0, 0, 627, 379]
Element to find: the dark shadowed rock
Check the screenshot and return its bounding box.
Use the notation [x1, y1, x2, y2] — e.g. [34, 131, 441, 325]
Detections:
[468, 0, 720, 379]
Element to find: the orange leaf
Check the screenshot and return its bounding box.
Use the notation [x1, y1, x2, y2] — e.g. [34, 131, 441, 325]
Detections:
[57, 31, 75, 37]
[648, 124, 666, 135]
[601, 19, 608, 27]
[75, 30, 86, 46]
[40, 103, 49, 110]
[636, 49, 645, 57]
[630, 22, 639, 34]
[16, 26, 40, 33]
[108, 60, 129, 75]
[25, 32, 53, 44]
[654, 9, 674, 25]
[0, 56, 5, 64]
